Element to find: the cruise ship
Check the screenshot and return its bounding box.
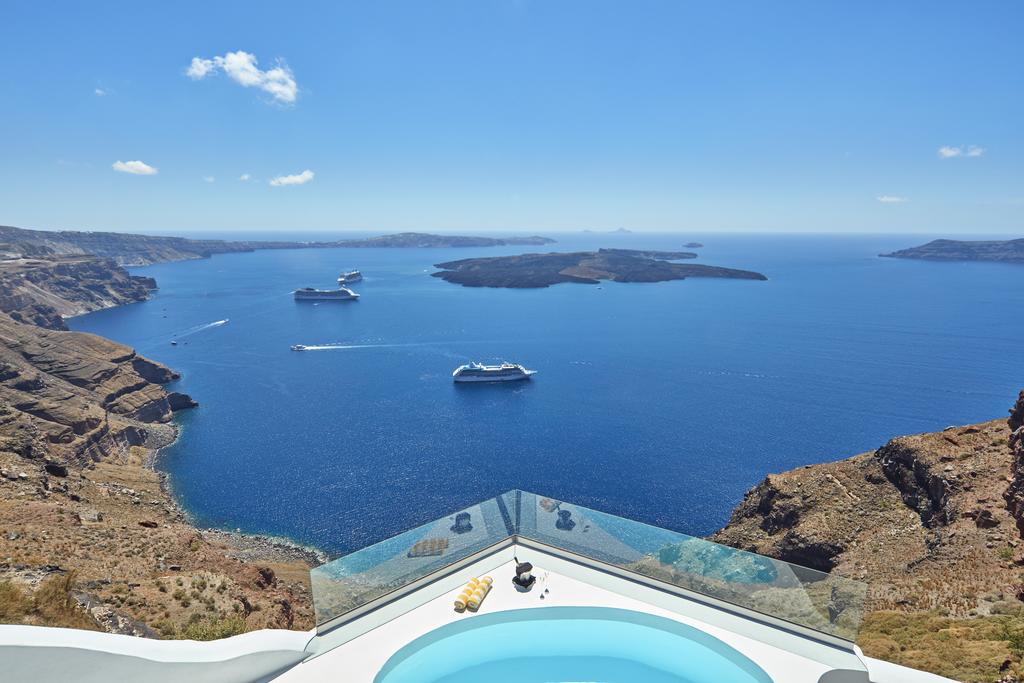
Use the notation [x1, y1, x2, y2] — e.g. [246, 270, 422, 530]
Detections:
[337, 270, 363, 284]
[452, 361, 537, 382]
[294, 287, 359, 301]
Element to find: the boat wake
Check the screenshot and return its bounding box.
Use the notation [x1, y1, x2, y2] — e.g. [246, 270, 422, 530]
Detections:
[299, 342, 449, 351]
[296, 340, 497, 352]
[172, 319, 230, 339]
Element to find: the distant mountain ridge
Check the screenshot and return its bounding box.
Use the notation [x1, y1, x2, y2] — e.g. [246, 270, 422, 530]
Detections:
[0, 225, 556, 267]
[881, 238, 1024, 263]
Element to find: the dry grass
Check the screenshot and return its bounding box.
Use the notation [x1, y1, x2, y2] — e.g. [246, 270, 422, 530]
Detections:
[0, 572, 99, 632]
[0, 581, 32, 621]
[860, 610, 1024, 683]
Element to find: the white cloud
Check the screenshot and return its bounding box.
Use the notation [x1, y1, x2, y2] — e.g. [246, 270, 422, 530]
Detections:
[269, 169, 314, 186]
[185, 51, 298, 104]
[239, 173, 251, 181]
[203, 176, 216, 183]
[938, 145, 985, 158]
[186, 57, 217, 80]
[94, 88, 107, 96]
[876, 195, 908, 204]
[112, 160, 158, 175]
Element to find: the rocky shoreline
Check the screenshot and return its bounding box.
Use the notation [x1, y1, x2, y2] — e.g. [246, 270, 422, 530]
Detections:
[0, 253, 320, 637]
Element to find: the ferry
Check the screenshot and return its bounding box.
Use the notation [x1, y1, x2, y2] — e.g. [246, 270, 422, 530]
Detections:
[452, 362, 537, 383]
[337, 270, 363, 284]
[294, 287, 359, 301]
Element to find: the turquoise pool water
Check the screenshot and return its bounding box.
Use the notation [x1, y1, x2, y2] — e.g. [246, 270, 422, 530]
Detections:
[374, 607, 773, 683]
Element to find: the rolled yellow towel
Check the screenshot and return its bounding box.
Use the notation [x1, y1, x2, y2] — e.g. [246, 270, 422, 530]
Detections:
[454, 578, 481, 611]
[467, 583, 492, 611]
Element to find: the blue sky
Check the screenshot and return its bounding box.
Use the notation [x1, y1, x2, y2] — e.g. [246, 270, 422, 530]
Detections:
[1, 1, 1021, 234]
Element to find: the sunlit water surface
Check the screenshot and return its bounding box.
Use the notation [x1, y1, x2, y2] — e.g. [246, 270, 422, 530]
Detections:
[70, 233, 1024, 554]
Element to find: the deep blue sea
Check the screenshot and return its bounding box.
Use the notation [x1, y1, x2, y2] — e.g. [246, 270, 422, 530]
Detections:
[69, 233, 1024, 555]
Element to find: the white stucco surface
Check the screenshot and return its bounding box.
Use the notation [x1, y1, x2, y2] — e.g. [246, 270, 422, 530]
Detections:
[275, 554, 851, 682]
[0, 624, 312, 683]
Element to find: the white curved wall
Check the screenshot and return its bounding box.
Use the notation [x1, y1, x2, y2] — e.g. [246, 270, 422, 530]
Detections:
[0, 625, 312, 683]
[864, 656, 959, 683]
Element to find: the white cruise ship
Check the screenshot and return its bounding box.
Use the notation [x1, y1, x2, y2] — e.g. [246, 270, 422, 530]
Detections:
[294, 287, 359, 301]
[452, 361, 537, 382]
[337, 270, 363, 284]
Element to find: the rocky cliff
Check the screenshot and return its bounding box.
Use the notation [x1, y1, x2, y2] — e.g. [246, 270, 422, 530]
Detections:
[0, 256, 155, 330]
[0, 312, 314, 637]
[715, 396, 1024, 682]
[1003, 392, 1024, 531]
[0, 225, 263, 267]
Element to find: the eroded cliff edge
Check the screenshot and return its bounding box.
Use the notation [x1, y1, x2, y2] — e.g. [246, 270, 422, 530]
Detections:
[0, 312, 315, 637]
[0, 256, 156, 330]
[715, 391, 1024, 682]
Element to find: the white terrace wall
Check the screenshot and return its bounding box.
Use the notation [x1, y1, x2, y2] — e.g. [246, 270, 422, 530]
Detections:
[0, 625, 311, 683]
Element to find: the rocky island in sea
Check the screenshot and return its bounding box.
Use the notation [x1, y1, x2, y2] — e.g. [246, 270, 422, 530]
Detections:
[431, 248, 767, 288]
[881, 237, 1024, 263]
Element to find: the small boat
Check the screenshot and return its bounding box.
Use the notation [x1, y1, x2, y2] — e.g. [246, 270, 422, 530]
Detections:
[337, 270, 363, 284]
[452, 362, 537, 383]
[291, 344, 307, 351]
[170, 341, 178, 346]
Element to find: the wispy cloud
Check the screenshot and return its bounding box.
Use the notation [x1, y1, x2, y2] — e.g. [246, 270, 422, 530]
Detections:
[112, 160, 158, 175]
[94, 88, 107, 97]
[269, 169, 314, 186]
[203, 176, 216, 183]
[877, 195, 908, 204]
[938, 145, 985, 158]
[186, 51, 298, 104]
[239, 173, 251, 181]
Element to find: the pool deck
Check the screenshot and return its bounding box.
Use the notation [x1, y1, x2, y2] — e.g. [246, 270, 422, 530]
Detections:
[273, 545, 862, 682]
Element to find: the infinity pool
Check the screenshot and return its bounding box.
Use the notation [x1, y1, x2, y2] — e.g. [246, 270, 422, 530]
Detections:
[374, 606, 773, 683]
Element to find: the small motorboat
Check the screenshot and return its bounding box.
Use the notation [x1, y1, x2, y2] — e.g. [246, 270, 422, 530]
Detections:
[291, 344, 307, 351]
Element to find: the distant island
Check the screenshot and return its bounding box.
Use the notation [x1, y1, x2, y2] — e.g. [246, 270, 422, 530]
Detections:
[431, 248, 767, 288]
[0, 225, 555, 267]
[881, 238, 1024, 263]
[329, 232, 555, 248]
[684, 242, 704, 248]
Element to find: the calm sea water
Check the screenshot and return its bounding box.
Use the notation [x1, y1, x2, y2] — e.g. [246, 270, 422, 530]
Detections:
[69, 233, 1024, 554]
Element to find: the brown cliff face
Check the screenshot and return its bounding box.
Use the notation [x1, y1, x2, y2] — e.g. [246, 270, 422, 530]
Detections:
[714, 398, 1024, 682]
[1004, 391, 1024, 530]
[715, 417, 1018, 614]
[0, 312, 315, 636]
[0, 256, 155, 330]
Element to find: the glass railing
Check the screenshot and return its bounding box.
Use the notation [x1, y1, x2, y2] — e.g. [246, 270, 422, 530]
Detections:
[511, 490, 865, 642]
[310, 490, 866, 641]
[309, 493, 517, 626]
